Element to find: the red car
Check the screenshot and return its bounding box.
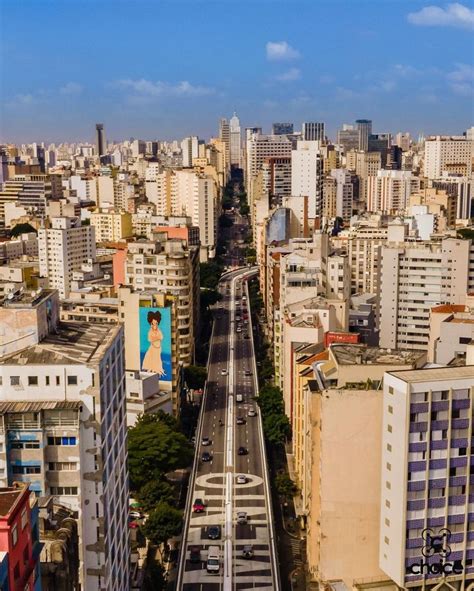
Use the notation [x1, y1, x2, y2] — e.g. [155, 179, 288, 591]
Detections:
[193, 498, 206, 513]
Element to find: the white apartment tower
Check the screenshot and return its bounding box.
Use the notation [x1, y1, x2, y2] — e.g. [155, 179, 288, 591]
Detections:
[180, 136, 199, 168]
[291, 141, 324, 220]
[0, 290, 129, 591]
[38, 217, 96, 298]
[330, 168, 354, 222]
[367, 170, 420, 213]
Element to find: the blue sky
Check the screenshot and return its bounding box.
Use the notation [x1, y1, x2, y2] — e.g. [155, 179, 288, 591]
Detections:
[1, 0, 473, 143]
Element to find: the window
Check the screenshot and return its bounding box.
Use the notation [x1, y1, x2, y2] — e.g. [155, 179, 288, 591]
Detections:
[45, 376, 50, 386]
[55, 376, 60, 386]
[386, 481, 391, 490]
[47, 436, 77, 446]
[130, 392, 139, 398]
[21, 508, 28, 530]
[10, 376, 20, 386]
[459, 336, 471, 344]
[385, 499, 391, 508]
[28, 376, 38, 386]
[48, 462, 77, 471]
[385, 518, 390, 526]
[12, 524, 18, 547]
[50, 486, 78, 496]
[388, 386, 394, 395]
[384, 536, 390, 545]
[388, 405, 393, 414]
[10, 441, 39, 450]
[386, 462, 392, 471]
[452, 409, 460, 419]
[387, 425, 392, 433]
[387, 443, 392, 452]
[12, 466, 41, 475]
[67, 376, 78, 386]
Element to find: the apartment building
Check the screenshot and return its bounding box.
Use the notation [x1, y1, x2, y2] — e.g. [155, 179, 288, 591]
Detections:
[246, 133, 293, 201]
[379, 238, 471, 351]
[424, 136, 473, 179]
[367, 170, 420, 213]
[0, 175, 52, 227]
[380, 366, 474, 590]
[0, 289, 129, 591]
[291, 141, 324, 220]
[90, 209, 133, 242]
[38, 217, 96, 299]
[428, 304, 474, 364]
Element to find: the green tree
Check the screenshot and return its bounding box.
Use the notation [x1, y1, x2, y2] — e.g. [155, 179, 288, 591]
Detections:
[263, 413, 291, 446]
[10, 223, 37, 237]
[275, 472, 298, 498]
[256, 385, 285, 416]
[240, 204, 250, 216]
[200, 288, 222, 310]
[128, 414, 193, 491]
[183, 365, 207, 389]
[142, 502, 183, 556]
[200, 261, 224, 290]
[219, 214, 233, 228]
[136, 478, 175, 513]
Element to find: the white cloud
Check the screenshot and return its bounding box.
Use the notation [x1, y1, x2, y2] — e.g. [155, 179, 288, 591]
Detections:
[407, 3, 474, 29]
[116, 78, 214, 97]
[275, 68, 301, 82]
[14, 94, 35, 105]
[447, 63, 474, 95]
[266, 41, 300, 61]
[60, 82, 83, 95]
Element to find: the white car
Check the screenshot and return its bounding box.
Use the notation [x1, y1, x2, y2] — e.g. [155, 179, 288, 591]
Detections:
[248, 408, 257, 417]
[236, 474, 247, 484]
[221, 369, 228, 376]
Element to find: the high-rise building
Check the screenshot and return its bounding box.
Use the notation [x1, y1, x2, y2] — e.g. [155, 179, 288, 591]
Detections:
[302, 122, 325, 142]
[95, 123, 105, 157]
[0, 290, 129, 591]
[229, 113, 242, 167]
[356, 119, 372, 151]
[272, 122, 294, 135]
[381, 365, 474, 590]
[180, 136, 199, 168]
[330, 168, 354, 222]
[246, 133, 293, 201]
[379, 237, 471, 350]
[424, 135, 473, 179]
[90, 209, 133, 242]
[337, 125, 360, 153]
[219, 118, 230, 170]
[367, 170, 420, 213]
[291, 141, 324, 219]
[38, 217, 96, 298]
[395, 132, 411, 152]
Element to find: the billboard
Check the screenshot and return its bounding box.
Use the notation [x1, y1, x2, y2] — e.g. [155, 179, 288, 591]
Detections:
[139, 306, 172, 385]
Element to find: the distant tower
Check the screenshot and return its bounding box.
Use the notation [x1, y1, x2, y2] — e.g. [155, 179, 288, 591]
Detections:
[355, 119, 372, 151]
[96, 123, 106, 156]
[302, 121, 325, 142]
[229, 112, 242, 167]
[219, 118, 230, 168]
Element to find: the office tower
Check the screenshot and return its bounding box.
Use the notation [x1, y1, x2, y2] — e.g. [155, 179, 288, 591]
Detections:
[387, 145, 402, 170]
[0, 174, 52, 226]
[367, 170, 420, 213]
[356, 119, 372, 151]
[368, 133, 391, 165]
[131, 139, 146, 158]
[337, 125, 360, 152]
[291, 141, 324, 219]
[261, 157, 292, 205]
[433, 175, 474, 220]
[219, 118, 230, 169]
[246, 133, 293, 198]
[381, 365, 474, 590]
[38, 217, 96, 298]
[424, 135, 473, 179]
[395, 132, 411, 151]
[95, 123, 105, 156]
[229, 112, 242, 167]
[0, 290, 129, 591]
[272, 122, 294, 135]
[302, 121, 325, 142]
[379, 237, 471, 350]
[330, 168, 354, 222]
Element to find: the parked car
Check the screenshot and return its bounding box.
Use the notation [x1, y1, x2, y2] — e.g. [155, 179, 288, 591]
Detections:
[237, 511, 248, 525]
[242, 545, 254, 559]
[189, 546, 201, 563]
[193, 498, 206, 513]
[236, 474, 247, 484]
[201, 437, 211, 446]
[207, 545, 220, 573]
[207, 525, 221, 540]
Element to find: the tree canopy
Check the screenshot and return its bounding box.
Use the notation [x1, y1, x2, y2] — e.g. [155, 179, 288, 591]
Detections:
[142, 502, 183, 549]
[200, 260, 224, 290]
[136, 479, 175, 513]
[183, 365, 207, 390]
[128, 412, 193, 491]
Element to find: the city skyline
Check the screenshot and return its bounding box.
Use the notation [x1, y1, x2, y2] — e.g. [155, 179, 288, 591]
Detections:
[1, 0, 473, 143]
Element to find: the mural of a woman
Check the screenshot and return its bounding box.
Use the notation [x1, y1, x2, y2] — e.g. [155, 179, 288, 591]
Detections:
[142, 310, 165, 376]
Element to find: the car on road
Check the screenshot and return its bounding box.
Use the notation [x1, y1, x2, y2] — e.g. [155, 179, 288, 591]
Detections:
[201, 437, 211, 446]
[244, 369, 251, 376]
[236, 474, 247, 484]
[236, 326, 242, 333]
[248, 408, 257, 417]
[128, 520, 139, 529]
[237, 511, 248, 525]
[221, 369, 228, 376]
[207, 525, 221, 540]
[201, 451, 212, 462]
[189, 546, 201, 563]
[238, 446, 248, 456]
[207, 545, 220, 573]
[242, 545, 254, 559]
[129, 510, 143, 520]
[236, 315, 241, 321]
[193, 498, 206, 513]
[236, 416, 246, 425]
[244, 334, 250, 339]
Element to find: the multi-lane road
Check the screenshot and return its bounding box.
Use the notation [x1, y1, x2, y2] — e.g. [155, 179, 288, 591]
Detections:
[176, 267, 280, 590]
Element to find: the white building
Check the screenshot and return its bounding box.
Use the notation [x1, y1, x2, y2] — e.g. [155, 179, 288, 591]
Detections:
[180, 136, 199, 168]
[38, 217, 96, 299]
[291, 141, 324, 219]
[246, 132, 293, 198]
[0, 290, 129, 591]
[424, 135, 473, 179]
[367, 170, 420, 213]
[330, 168, 354, 222]
[229, 112, 242, 167]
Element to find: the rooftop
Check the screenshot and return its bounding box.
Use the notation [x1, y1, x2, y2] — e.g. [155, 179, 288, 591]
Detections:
[0, 486, 27, 518]
[3, 288, 55, 308]
[331, 344, 424, 366]
[0, 321, 121, 366]
[388, 365, 474, 383]
[0, 401, 80, 414]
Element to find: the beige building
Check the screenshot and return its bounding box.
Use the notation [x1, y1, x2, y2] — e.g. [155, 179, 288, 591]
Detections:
[428, 303, 474, 364]
[367, 170, 420, 213]
[90, 209, 133, 242]
[424, 135, 473, 179]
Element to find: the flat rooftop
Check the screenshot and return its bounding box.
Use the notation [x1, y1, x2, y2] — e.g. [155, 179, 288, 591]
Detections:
[388, 365, 474, 383]
[0, 487, 25, 517]
[0, 321, 121, 365]
[331, 344, 424, 366]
